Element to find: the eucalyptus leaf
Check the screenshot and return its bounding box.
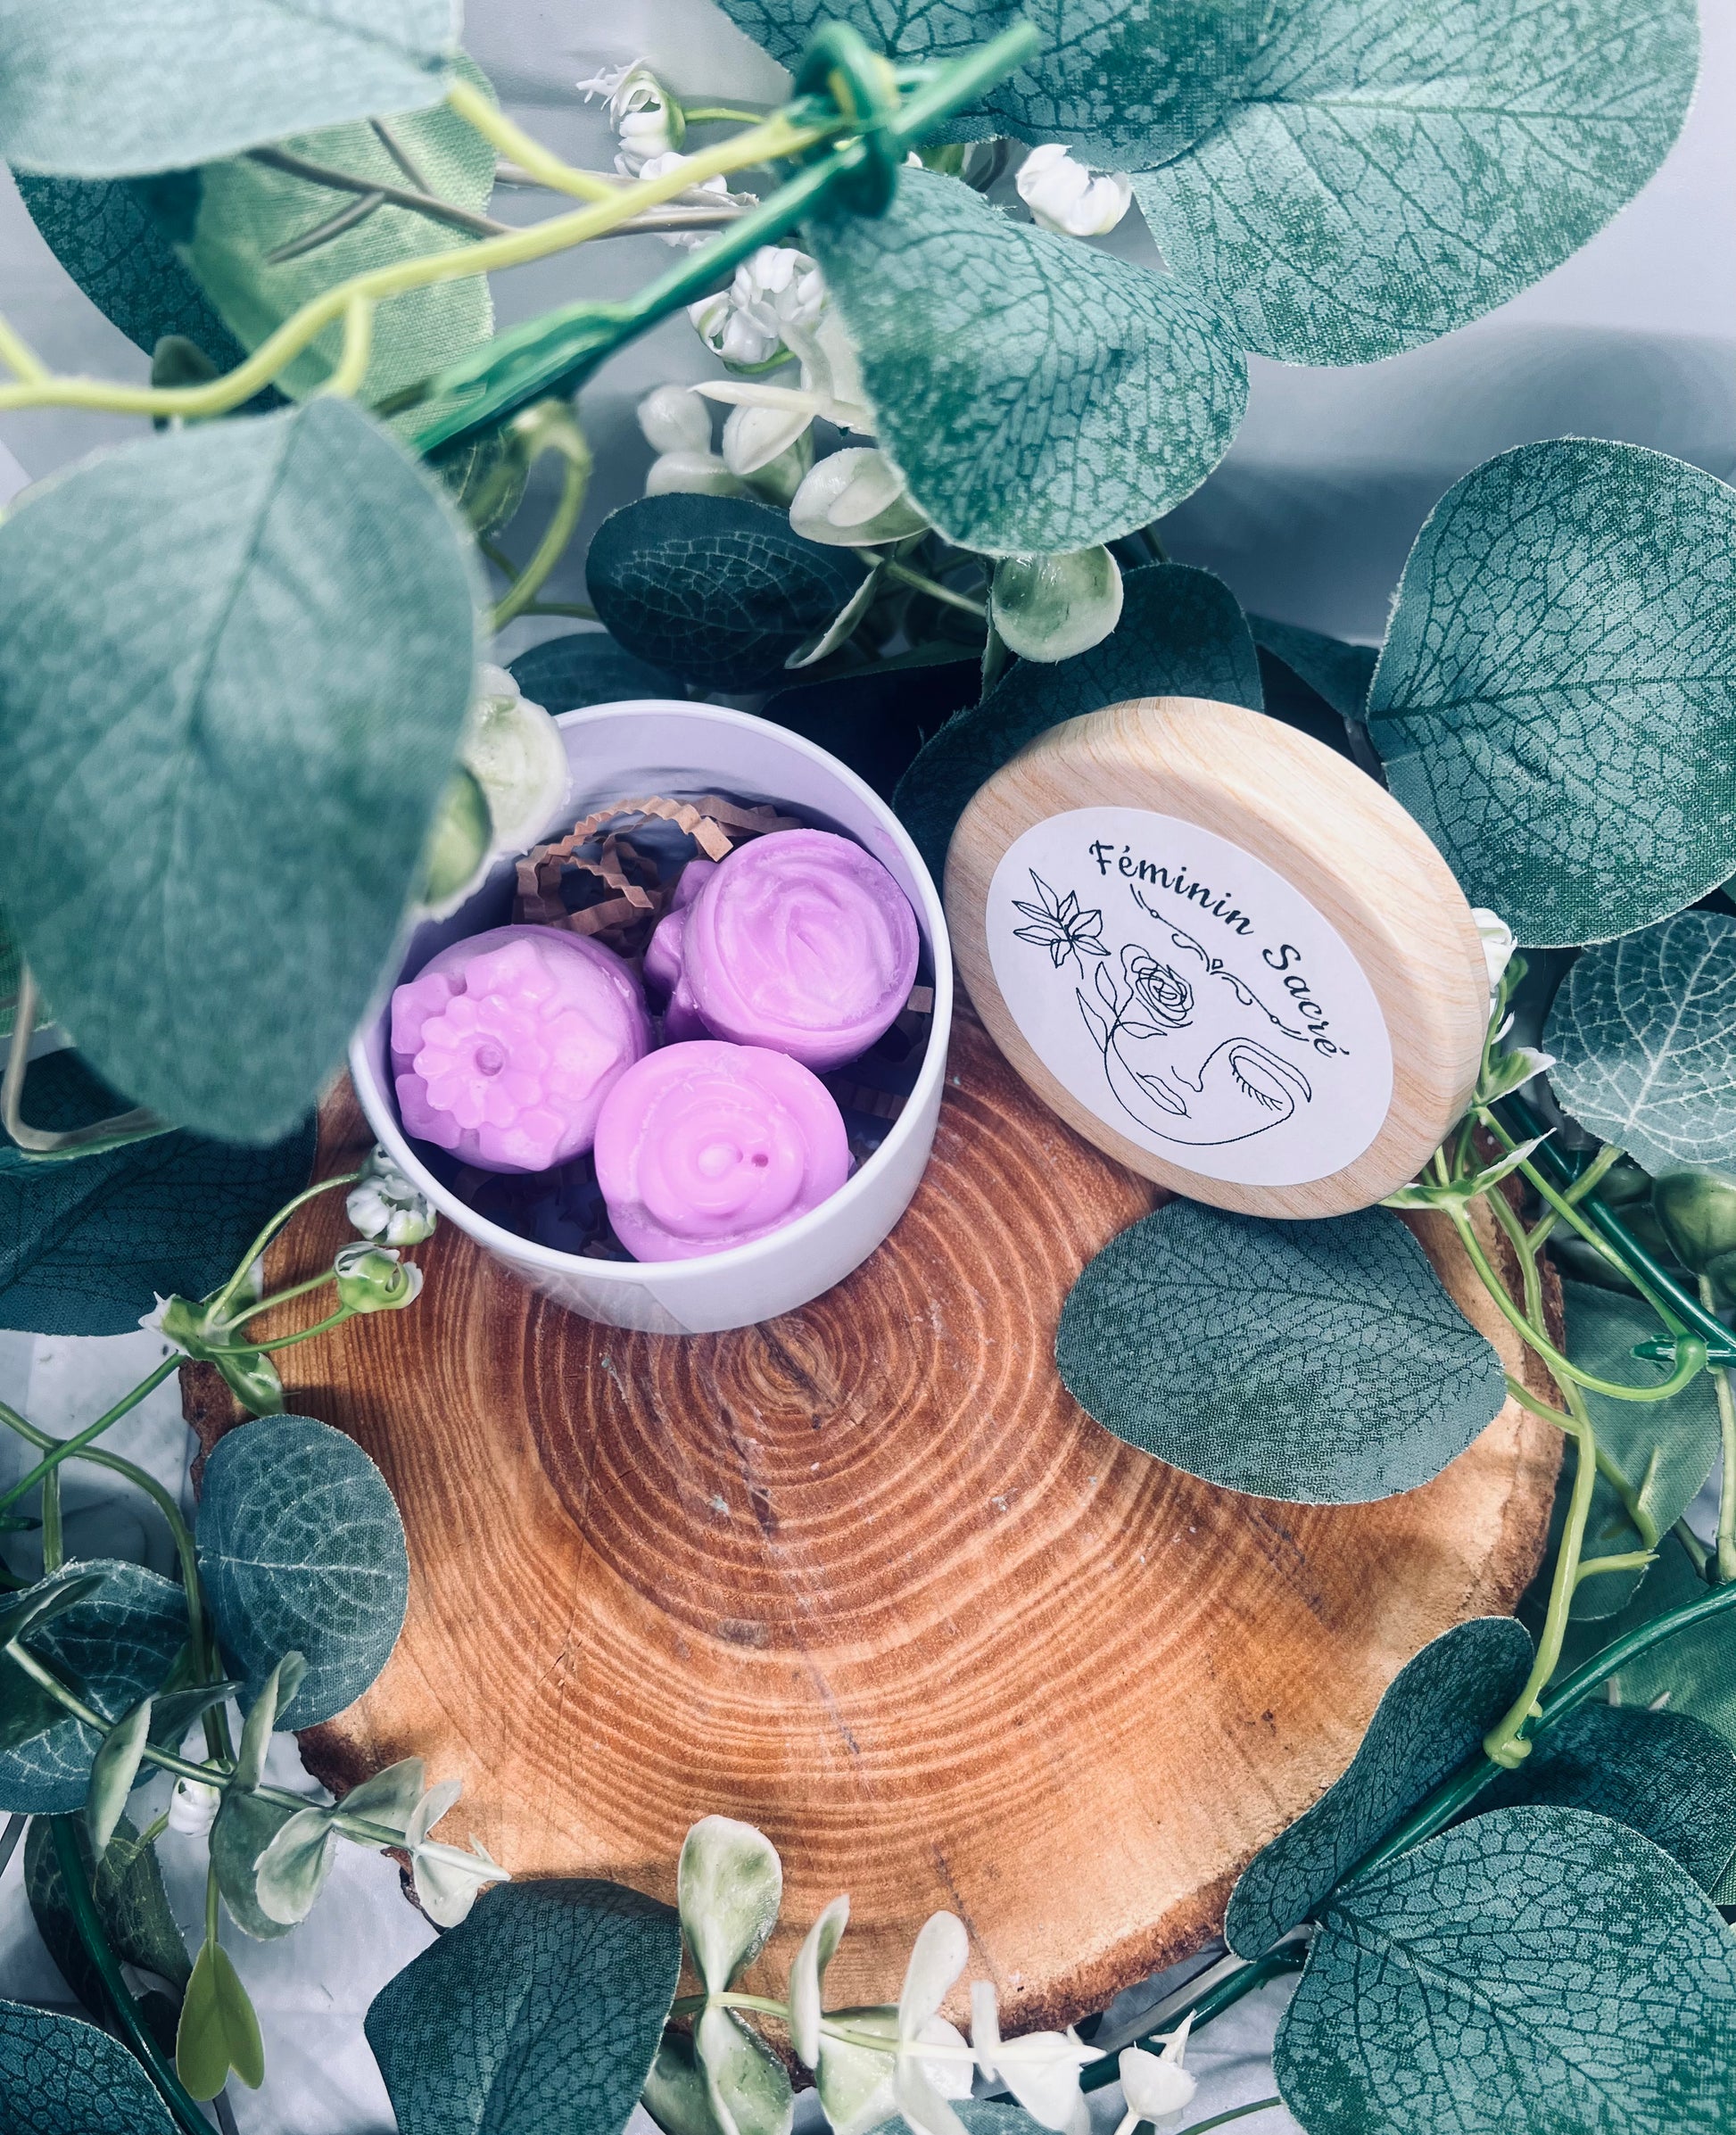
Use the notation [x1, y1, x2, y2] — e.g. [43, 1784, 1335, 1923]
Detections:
[1057, 1204, 1505, 1505]
[197, 1414, 409, 1727]
[366, 1878, 682, 2135]
[1570, 1537, 1736, 1766]
[1274, 1806, 1736, 2133]
[679, 1815, 782, 1992]
[0, 1999, 177, 2135]
[25, 1814, 192, 2048]
[1132, 0, 1698, 365]
[85, 1693, 153, 1855]
[236, 1651, 309, 1791]
[1248, 617, 1376, 726]
[644, 2032, 728, 2135]
[14, 174, 252, 370]
[0, 1050, 314, 1336]
[507, 632, 683, 715]
[895, 562, 1261, 881]
[1548, 1279, 1724, 1621]
[808, 170, 1245, 555]
[586, 494, 866, 691]
[177, 63, 497, 408]
[177, 1935, 265, 2100]
[719, 0, 1268, 164]
[0, 1560, 188, 1814]
[0, 0, 459, 179]
[1367, 441, 1736, 947]
[696, 2004, 795, 2135]
[1480, 1701, 1736, 1894]
[254, 1801, 339, 1926]
[1224, 1616, 1533, 1958]
[1548, 914, 1736, 1174]
[0, 396, 480, 1142]
[765, 659, 978, 803]
[211, 1791, 302, 1941]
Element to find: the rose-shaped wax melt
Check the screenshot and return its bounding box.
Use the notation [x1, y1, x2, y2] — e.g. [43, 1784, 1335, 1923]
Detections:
[594, 1039, 849, 1261]
[643, 859, 716, 1041]
[683, 830, 919, 1071]
[391, 925, 649, 1173]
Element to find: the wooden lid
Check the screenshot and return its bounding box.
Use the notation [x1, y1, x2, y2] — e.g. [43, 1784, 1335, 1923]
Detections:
[945, 697, 1490, 1218]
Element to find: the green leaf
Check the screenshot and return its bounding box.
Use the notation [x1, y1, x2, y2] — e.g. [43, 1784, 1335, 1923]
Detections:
[808, 170, 1244, 555]
[0, 397, 479, 1141]
[85, 1692, 153, 1855]
[1548, 914, 1736, 1174]
[586, 494, 866, 692]
[1367, 441, 1736, 948]
[196, 1414, 409, 1727]
[0, 0, 459, 179]
[679, 1815, 782, 1992]
[1057, 1203, 1505, 1504]
[235, 1651, 309, 1791]
[507, 632, 683, 714]
[1224, 1616, 1533, 1958]
[176, 64, 497, 408]
[765, 659, 979, 804]
[894, 562, 1261, 881]
[0, 1051, 315, 1337]
[365, 1878, 682, 2135]
[1273, 1806, 1736, 2134]
[1132, 0, 1698, 365]
[1560, 1538, 1736, 1756]
[13, 175, 253, 370]
[644, 2032, 729, 2135]
[211, 1791, 302, 1941]
[1248, 617, 1376, 725]
[254, 1801, 340, 1926]
[1480, 1701, 1736, 1894]
[25, 1814, 192, 2048]
[695, 2006, 794, 2135]
[0, 2000, 177, 2134]
[1547, 1280, 1724, 1621]
[177, 1935, 265, 2100]
[717, 0, 1268, 164]
[0, 1560, 188, 1814]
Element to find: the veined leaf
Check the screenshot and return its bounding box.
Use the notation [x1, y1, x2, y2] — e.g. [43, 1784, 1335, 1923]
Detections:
[507, 632, 683, 715]
[765, 658, 979, 804]
[0, 396, 479, 1140]
[366, 1879, 682, 2135]
[808, 170, 1245, 554]
[196, 1415, 409, 1728]
[1133, 0, 1698, 365]
[0, 0, 460, 179]
[1367, 441, 1736, 947]
[211, 1792, 302, 1942]
[1224, 1616, 1533, 1957]
[1548, 914, 1736, 1174]
[895, 562, 1261, 881]
[1274, 1807, 1736, 2133]
[0, 2000, 177, 2134]
[25, 1814, 192, 2049]
[1057, 1203, 1505, 1504]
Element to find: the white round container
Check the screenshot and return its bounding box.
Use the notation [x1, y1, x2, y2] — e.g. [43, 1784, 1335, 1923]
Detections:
[351, 700, 954, 1336]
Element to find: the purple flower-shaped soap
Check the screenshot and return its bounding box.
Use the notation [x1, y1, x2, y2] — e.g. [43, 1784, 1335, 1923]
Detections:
[682, 829, 919, 1071]
[643, 858, 716, 1043]
[594, 1039, 849, 1261]
[391, 925, 649, 1173]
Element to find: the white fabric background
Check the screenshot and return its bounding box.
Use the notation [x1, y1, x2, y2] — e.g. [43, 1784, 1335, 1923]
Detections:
[0, 2, 1730, 2127]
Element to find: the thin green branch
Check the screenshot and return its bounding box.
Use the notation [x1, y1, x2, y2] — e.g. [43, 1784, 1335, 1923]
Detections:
[0, 1359, 180, 1518]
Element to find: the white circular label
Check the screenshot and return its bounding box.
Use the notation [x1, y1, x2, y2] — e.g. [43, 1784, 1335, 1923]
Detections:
[986, 808, 1393, 1187]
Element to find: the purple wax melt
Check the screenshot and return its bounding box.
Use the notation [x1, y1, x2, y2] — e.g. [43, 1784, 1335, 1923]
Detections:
[391, 925, 649, 1173]
[643, 858, 717, 1042]
[682, 829, 919, 1071]
[593, 1039, 849, 1261]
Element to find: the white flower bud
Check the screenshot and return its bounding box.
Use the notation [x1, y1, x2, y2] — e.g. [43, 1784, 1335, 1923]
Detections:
[348, 1146, 437, 1249]
[169, 1776, 221, 1838]
[722, 401, 814, 479]
[576, 59, 683, 174]
[644, 448, 748, 498]
[1472, 907, 1517, 992]
[992, 547, 1124, 662]
[1017, 143, 1132, 236]
[789, 448, 928, 547]
[1117, 2020, 1197, 2130]
[638, 385, 712, 456]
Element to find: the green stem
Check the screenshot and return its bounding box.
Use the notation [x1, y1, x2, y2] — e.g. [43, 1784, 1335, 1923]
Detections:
[1078, 1949, 1307, 2093]
[208, 1171, 359, 1321]
[39, 1469, 62, 1573]
[197, 1307, 353, 1357]
[1538, 1575, 1736, 1728]
[880, 559, 988, 620]
[682, 104, 768, 124]
[217, 1270, 335, 1331]
[1501, 1377, 1658, 1549]
[490, 408, 592, 631]
[0, 1359, 180, 1517]
[48, 1816, 211, 2135]
[1703, 1274, 1736, 1583]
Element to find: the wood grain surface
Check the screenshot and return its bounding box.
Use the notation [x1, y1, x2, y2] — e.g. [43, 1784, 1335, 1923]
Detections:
[186, 1014, 1558, 2031]
[946, 698, 1492, 1218]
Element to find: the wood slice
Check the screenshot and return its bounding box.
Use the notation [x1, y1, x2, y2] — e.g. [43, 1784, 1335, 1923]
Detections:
[186, 1015, 1558, 2031]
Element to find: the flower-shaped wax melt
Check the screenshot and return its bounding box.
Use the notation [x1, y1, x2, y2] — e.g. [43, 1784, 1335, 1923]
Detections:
[392, 925, 649, 1173]
[643, 858, 716, 1042]
[683, 829, 919, 1071]
[594, 1039, 849, 1261]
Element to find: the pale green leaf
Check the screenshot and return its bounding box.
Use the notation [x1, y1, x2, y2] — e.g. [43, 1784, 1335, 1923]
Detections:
[696, 2005, 795, 2135]
[587, 494, 866, 692]
[895, 562, 1261, 881]
[366, 1879, 682, 2135]
[1224, 1616, 1532, 1958]
[1274, 1806, 1736, 2133]
[85, 1693, 152, 1855]
[1057, 1204, 1505, 1504]
[1367, 441, 1736, 947]
[211, 1791, 302, 1941]
[1132, 0, 1698, 364]
[177, 63, 497, 408]
[645, 2032, 730, 2135]
[0, 0, 459, 178]
[235, 1651, 309, 1791]
[807, 170, 1245, 554]
[255, 1802, 339, 1926]
[717, 0, 1268, 164]
[1548, 914, 1736, 1173]
[0, 396, 479, 1141]
[196, 1414, 409, 1727]
[177, 1937, 264, 2100]
[679, 1815, 782, 1993]
[0, 2000, 177, 2134]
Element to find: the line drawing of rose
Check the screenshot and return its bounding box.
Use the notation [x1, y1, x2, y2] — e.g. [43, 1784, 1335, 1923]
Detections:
[1118, 945, 1193, 1032]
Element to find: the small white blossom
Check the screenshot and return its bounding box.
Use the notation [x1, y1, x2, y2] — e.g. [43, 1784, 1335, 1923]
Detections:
[347, 1146, 437, 1249]
[689, 244, 823, 367]
[1472, 908, 1517, 994]
[168, 1776, 221, 1838]
[1016, 144, 1131, 236]
[1113, 2019, 1196, 2133]
[576, 59, 683, 174]
[689, 252, 875, 476]
[789, 448, 928, 548]
[971, 1982, 1096, 2135]
[645, 448, 748, 498]
[639, 385, 712, 456]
